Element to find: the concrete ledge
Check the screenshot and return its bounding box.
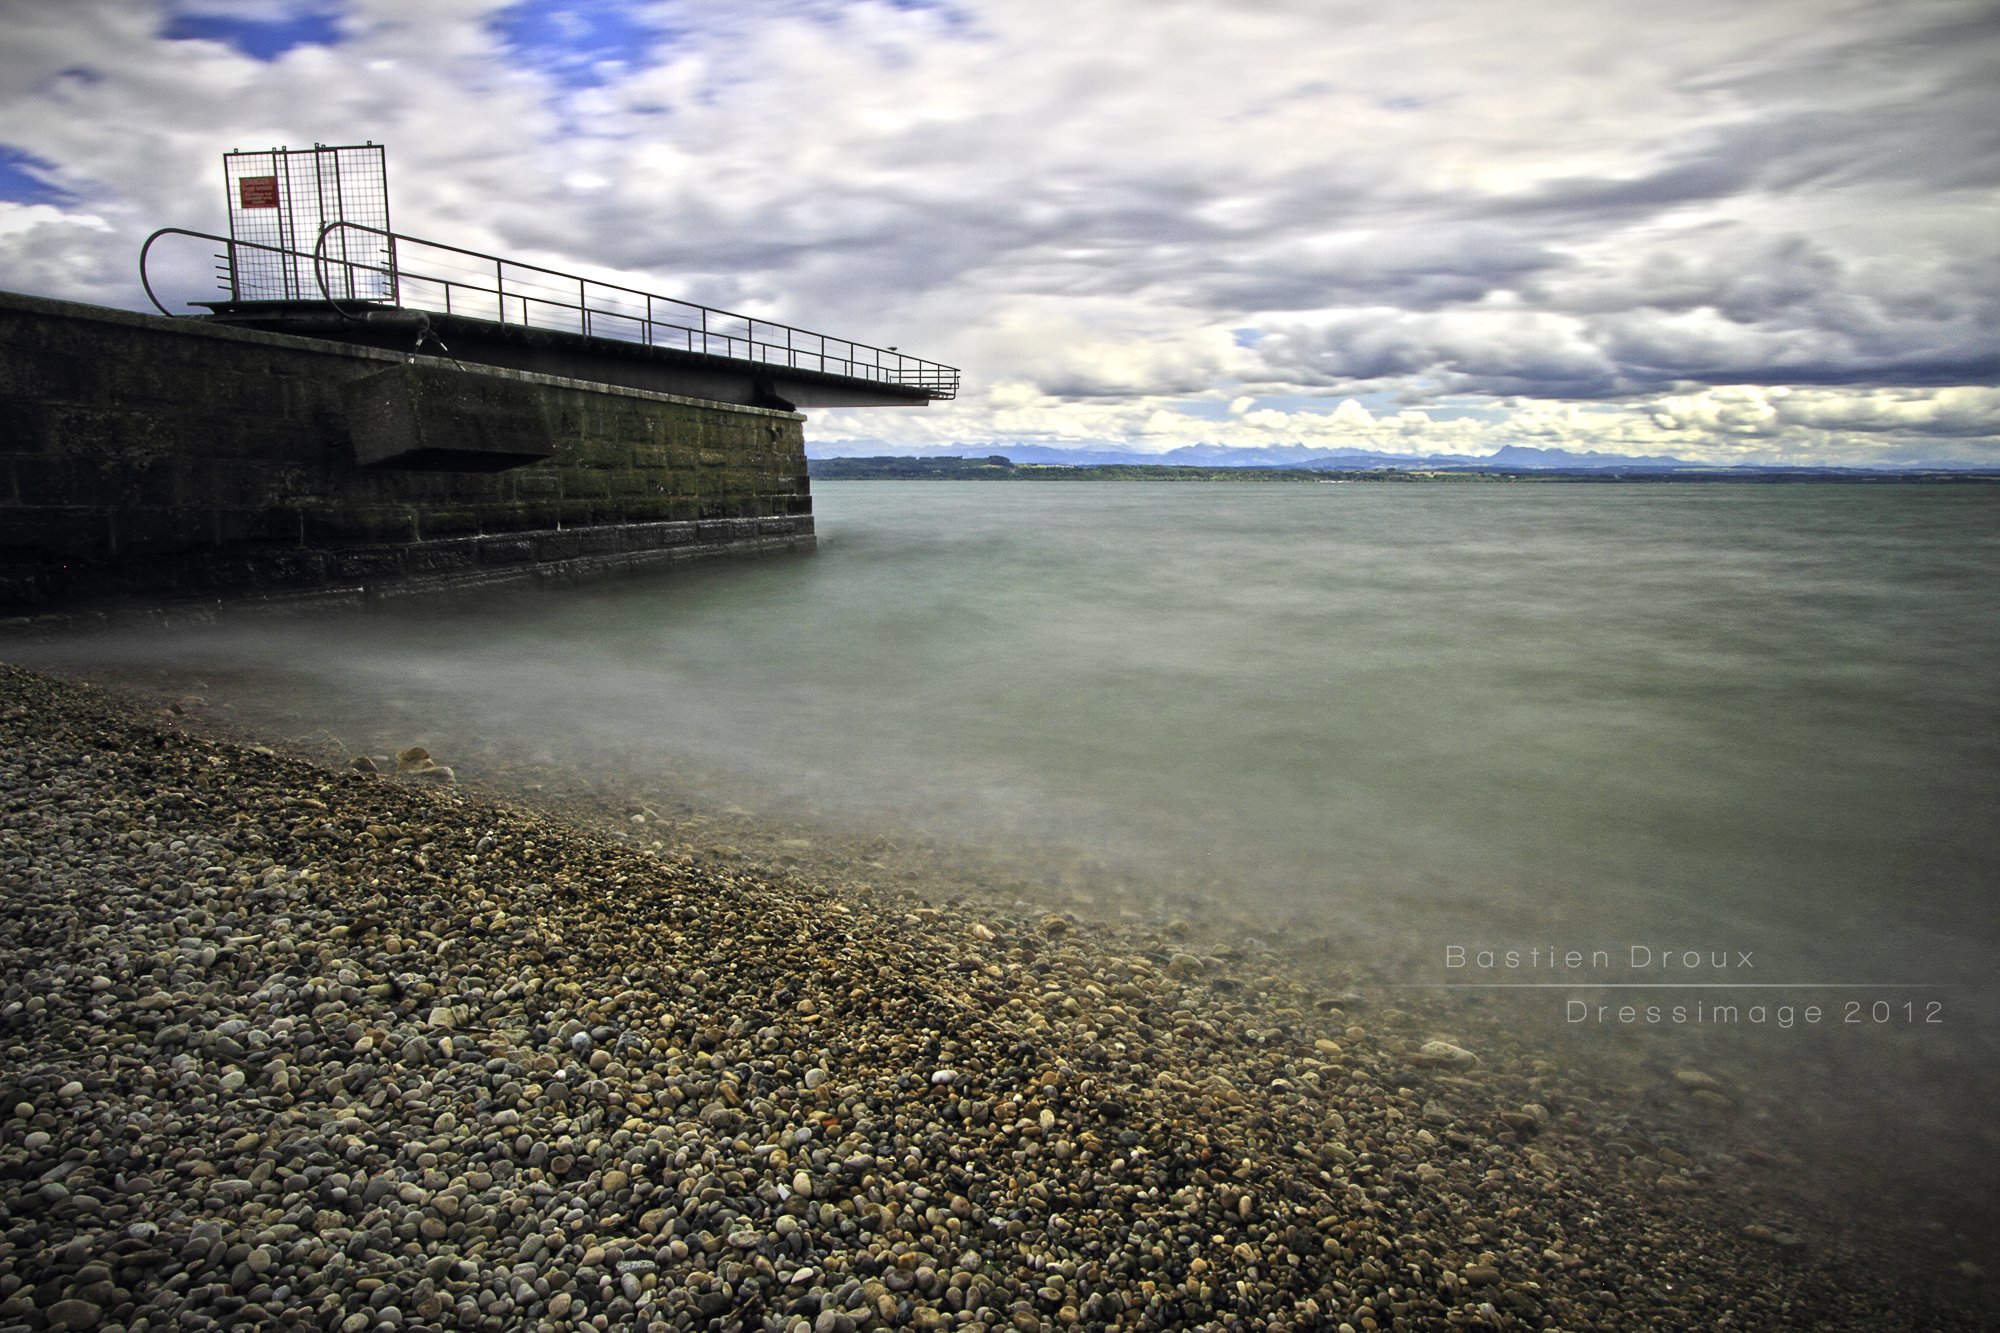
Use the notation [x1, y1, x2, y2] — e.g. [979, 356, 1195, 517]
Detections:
[343, 364, 558, 471]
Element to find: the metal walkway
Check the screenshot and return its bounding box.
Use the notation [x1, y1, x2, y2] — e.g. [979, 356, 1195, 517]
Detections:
[140, 221, 959, 405]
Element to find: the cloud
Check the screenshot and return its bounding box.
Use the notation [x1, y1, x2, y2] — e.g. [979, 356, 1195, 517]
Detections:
[0, 0, 1995, 464]
[0, 204, 121, 306]
[1652, 386, 2000, 442]
[1251, 308, 1619, 397]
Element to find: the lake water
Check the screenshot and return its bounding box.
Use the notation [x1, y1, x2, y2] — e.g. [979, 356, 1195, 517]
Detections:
[17, 478, 2000, 1281]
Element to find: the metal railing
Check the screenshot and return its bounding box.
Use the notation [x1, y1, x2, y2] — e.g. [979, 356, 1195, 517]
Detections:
[141, 227, 366, 316]
[138, 223, 959, 400]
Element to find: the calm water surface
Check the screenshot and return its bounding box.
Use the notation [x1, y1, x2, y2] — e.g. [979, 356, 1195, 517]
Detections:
[18, 479, 2000, 1270]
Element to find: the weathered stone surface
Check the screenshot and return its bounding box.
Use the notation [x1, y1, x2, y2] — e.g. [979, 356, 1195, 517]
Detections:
[342, 363, 558, 470]
[0, 291, 813, 614]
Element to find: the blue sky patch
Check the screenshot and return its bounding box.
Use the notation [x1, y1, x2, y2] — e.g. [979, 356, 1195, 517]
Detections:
[1174, 397, 1237, 421]
[880, 0, 976, 26]
[161, 10, 343, 61]
[0, 146, 72, 206]
[489, 2, 679, 89]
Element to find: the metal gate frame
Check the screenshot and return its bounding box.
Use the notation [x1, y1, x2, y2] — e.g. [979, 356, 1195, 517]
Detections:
[222, 143, 393, 303]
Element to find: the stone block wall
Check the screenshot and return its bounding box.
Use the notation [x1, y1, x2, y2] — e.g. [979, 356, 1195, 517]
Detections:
[0, 291, 813, 615]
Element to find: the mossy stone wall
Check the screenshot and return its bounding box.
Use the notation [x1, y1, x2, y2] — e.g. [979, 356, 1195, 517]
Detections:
[0, 291, 813, 613]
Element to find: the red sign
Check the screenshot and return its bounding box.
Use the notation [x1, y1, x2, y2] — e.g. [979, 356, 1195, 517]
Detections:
[238, 175, 280, 209]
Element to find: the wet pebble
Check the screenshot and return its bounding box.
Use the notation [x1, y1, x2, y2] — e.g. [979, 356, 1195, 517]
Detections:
[0, 662, 1977, 1333]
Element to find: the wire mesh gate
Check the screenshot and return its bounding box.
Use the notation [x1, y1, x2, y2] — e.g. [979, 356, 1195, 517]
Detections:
[223, 143, 392, 302]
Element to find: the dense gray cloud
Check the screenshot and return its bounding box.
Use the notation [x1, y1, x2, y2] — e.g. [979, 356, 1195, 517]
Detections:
[1, 0, 1996, 463]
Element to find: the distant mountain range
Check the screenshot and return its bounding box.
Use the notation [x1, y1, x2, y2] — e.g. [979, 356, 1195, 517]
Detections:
[806, 441, 1995, 472]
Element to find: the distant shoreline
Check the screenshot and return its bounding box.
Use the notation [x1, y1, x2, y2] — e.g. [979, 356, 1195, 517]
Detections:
[808, 455, 2000, 483]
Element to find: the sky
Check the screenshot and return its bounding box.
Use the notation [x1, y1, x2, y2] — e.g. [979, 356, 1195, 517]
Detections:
[2, 0, 1998, 465]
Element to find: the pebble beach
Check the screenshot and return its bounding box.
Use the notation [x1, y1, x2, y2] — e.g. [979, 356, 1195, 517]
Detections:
[0, 661, 1987, 1332]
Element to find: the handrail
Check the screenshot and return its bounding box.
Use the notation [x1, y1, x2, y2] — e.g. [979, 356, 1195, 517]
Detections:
[140, 227, 333, 317]
[137, 223, 959, 399]
[312, 221, 959, 398]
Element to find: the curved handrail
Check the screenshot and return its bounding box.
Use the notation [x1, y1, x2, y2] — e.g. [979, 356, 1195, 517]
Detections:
[139, 226, 363, 317]
[307, 224, 387, 322]
[137, 227, 186, 316]
[139, 220, 959, 398]
[140, 226, 281, 316]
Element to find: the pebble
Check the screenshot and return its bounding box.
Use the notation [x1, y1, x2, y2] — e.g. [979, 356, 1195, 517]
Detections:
[46, 1299, 102, 1330]
[1417, 1039, 1478, 1066]
[0, 661, 1979, 1333]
